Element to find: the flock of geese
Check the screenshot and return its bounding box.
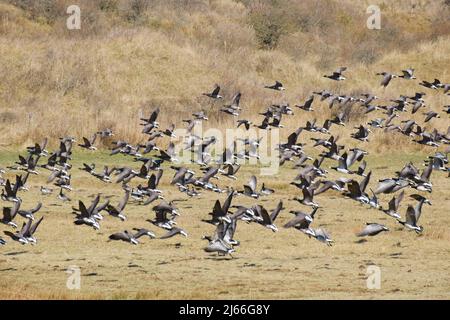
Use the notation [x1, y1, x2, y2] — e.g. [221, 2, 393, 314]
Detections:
[0, 66, 449, 257]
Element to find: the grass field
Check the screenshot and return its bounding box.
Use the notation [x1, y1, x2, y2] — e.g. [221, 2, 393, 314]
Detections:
[1, 149, 449, 299]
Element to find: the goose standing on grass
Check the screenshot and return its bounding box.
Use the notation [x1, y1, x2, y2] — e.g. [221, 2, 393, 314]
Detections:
[357, 223, 389, 237]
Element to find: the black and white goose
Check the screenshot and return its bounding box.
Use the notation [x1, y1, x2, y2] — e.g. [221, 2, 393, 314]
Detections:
[357, 223, 389, 237]
[202, 84, 223, 99]
[109, 229, 155, 245]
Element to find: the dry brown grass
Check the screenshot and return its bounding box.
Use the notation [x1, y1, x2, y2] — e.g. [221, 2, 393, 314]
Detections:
[0, 0, 448, 150]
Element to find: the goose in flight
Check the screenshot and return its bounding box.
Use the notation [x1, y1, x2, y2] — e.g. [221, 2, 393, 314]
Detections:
[381, 190, 404, 219]
[17, 202, 42, 221]
[377, 72, 397, 87]
[203, 85, 223, 99]
[1, 202, 20, 228]
[239, 175, 260, 198]
[78, 134, 97, 150]
[357, 223, 389, 237]
[293, 187, 319, 208]
[324, 67, 347, 81]
[253, 201, 283, 232]
[295, 95, 314, 111]
[0, 236, 5, 245]
[204, 192, 234, 225]
[284, 207, 317, 237]
[160, 227, 188, 239]
[1, 176, 22, 203]
[265, 81, 285, 91]
[398, 69, 416, 80]
[105, 190, 130, 221]
[398, 205, 423, 233]
[311, 228, 333, 246]
[109, 229, 155, 245]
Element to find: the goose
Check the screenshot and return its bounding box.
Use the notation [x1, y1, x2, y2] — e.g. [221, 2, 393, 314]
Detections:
[254, 115, 271, 130]
[293, 187, 319, 208]
[1, 177, 22, 203]
[23, 216, 44, 244]
[331, 152, 353, 174]
[330, 112, 346, 126]
[0, 237, 5, 245]
[398, 205, 423, 233]
[419, 78, 441, 90]
[194, 165, 219, 187]
[313, 179, 346, 195]
[158, 142, 178, 162]
[218, 164, 240, 180]
[367, 118, 385, 128]
[202, 85, 223, 99]
[398, 69, 416, 80]
[57, 188, 71, 202]
[423, 111, 439, 122]
[105, 190, 129, 221]
[269, 111, 284, 128]
[254, 201, 283, 232]
[284, 207, 317, 236]
[295, 95, 314, 111]
[311, 228, 333, 246]
[3, 220, 31, 244]
[192, 110, 208, 121]
[324, 67, 347, 81]
[27, 138, 49, 157]
[40, 186, 53, 195]
[351, 125, 371, 142]
[39, 153, 58, 171]
[264, 81, 285, 91]
[1, 202, 20, 228]
[377, 72, 397, 87]
[261, 183, 275, 195]
[92, 165, 116, 183]
[149, 209, 177, 230]
[407, 195, 431, 226]
[220, 106, 239, 116]
[381, 190, 404, 219]
[140, 107, 160, 127]
[109, 228, 155, 245]
[374, 178, 409, 194]
[73, 200, 100, 230]
[96, 128, 114, 137]
[313, 90, 333, 101]
[78, 134, 97, 150]
[204, 237, 235, 256]
[239, 175, 260, 198]
[204, 192, 233, 225]
[355, 160, 367, 177]
[237, 119, 252, 130]
[344, 171, 372, 204]
[357, 223, 389, 237]
[160, 227, 188, 239]
[368, 189, 380, 209]
[17, 202, 42, 221]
